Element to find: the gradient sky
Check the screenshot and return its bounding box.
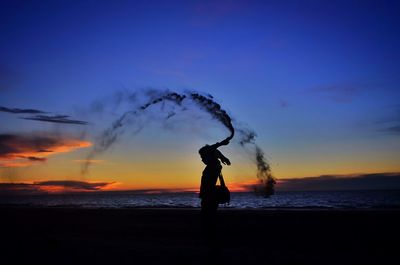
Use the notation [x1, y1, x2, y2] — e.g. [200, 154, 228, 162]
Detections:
[1, 0, 399, 192]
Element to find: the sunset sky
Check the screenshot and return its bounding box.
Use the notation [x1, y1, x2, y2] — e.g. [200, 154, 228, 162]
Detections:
[1, 0, 399, 193]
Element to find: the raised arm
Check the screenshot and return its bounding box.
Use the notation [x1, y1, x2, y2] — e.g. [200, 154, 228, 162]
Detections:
[216, 149, 231, 165]
[209, 138, 230, 149]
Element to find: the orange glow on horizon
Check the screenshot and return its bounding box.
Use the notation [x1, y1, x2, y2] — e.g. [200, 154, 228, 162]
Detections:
[0, 138, 92, 168]
[11, 139, 92, 159]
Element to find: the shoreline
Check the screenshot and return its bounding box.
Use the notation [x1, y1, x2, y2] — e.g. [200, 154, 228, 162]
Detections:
[1, 204, 400, 211]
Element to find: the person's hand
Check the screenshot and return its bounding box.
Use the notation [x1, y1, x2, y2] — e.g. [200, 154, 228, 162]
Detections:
[220, 138, 230, 146]
[221, 157, 231, 166]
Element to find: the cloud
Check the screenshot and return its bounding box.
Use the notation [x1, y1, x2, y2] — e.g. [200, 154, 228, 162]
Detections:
[0, 183, 38, 195]
[277, 172, 400, 191]
[0, 104, 88, 125]
[0, 106, 47, 114]
[34, 180, 113, 191]
[231, 172, 400, 192]
[26, 156, 47, 162]
[385, 125, 400, 133]
[22, 115, 88, 125]
[0, 180, 114, 195]
[375, 105, 400, 135]
[0, 133, 91, 167]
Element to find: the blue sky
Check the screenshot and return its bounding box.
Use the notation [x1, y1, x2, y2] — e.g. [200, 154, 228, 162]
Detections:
[1, 0, 399, 189]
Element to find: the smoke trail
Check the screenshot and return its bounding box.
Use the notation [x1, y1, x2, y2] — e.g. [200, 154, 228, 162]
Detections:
[82, 91, 186, 175]
[189, 93, 234, 140]
[254, 146, 276, 196]
[83, 89, 275, 196]
[236, 128, 276, 196]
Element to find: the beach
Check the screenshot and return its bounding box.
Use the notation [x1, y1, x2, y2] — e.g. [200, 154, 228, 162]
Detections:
[1, 207, 398, 265]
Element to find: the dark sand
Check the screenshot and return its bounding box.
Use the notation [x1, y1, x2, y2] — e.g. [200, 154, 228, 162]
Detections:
[1, 207, 399, 265]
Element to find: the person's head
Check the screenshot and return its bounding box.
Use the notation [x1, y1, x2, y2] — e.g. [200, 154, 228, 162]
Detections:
[198, 145, 217, 165]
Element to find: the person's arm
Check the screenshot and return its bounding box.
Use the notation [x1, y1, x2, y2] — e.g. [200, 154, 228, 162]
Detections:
[210, 138, 230, 149]
[216, 150, 231, 165]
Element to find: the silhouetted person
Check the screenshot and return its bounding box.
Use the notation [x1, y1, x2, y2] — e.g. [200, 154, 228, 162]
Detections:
[198, 138, 231, 248]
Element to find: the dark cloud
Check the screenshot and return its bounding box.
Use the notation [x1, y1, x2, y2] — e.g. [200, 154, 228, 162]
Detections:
[26, 156, 47, 162]
[0, 180, 113, 195]
[385, 125, 400, 133]
[277, 173, 400, 191]
[34, 180, 112, 190]
[0, 133, 91, 167]
[0, 104, 88, 125]
[22, 115, 88, 125]
[0, 106, 47, 114]
[0, 183, 40, 195]
[375, 106, 400, 135]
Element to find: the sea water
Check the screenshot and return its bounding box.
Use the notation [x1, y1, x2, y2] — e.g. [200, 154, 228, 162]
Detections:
[1, 190, 400, 209]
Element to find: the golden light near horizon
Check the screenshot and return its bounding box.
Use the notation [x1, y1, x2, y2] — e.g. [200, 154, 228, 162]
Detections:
[2, 136, 399, 193]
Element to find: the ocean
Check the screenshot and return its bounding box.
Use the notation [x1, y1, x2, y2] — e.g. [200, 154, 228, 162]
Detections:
[1, 190, 400, 209]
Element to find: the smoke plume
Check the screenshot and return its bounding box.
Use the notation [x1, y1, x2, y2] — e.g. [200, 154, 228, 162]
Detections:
[189, 93, 235, 139]
[83, 89, 275, 196]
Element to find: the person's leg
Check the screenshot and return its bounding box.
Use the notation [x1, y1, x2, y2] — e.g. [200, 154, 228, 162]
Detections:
[201, 198, 219, 248]
[201, 199, 217, 244]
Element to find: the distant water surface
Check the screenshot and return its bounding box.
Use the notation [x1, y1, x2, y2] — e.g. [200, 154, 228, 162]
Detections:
[1, 190, 399, 209]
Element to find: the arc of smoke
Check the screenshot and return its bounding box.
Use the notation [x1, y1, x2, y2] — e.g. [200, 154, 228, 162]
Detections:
[189, 94, 276, 196]
[82, 89, 275, 196]
[189, 92, 234, 140]
[82, 91, 187, 175]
